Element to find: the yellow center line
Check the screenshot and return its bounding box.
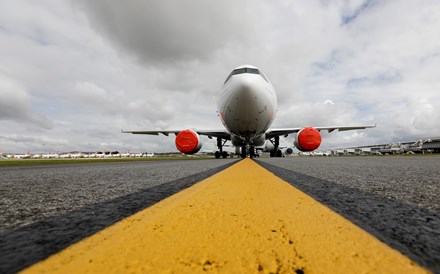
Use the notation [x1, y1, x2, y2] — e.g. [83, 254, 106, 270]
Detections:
[22, 159, 429, 273]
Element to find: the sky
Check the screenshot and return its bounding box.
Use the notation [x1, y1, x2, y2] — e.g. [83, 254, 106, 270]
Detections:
[1, 0, 440, 153]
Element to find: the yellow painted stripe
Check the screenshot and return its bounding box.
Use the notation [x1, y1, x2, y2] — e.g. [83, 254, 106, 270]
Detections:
[22, 159, 429, 273]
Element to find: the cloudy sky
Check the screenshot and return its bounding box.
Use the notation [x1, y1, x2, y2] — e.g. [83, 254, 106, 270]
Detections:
[1, 0, 439, 153]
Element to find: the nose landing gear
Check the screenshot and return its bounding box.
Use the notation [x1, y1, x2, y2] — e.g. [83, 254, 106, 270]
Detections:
[240, 146, 247, 159]
[215, 137, 229, 159]
[240, 145, 257, 158]
[215, 137, 260, 159]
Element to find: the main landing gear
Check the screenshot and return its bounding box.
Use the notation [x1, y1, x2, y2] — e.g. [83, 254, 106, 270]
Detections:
[214, 138, 260, 159]
[269, 136, 283, 157]
[215, 137, 229, 159]
[240, 145, 258, 159]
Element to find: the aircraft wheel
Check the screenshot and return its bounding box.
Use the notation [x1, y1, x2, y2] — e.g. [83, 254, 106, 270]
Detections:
[241, 147, 247, 158]
[276, 149, 282, 157]
[215, 151, 221, 159]
[249, 147, 255, 158]
[270, 150, 275, 157]
[222, 151, 228, 158]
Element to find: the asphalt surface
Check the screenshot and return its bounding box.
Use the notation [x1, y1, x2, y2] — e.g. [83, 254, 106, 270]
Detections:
[0, 159, 235, 232]
[257, 156, 440, 273]
[0, 156, 439, 273]
[0, 159, 237, 273]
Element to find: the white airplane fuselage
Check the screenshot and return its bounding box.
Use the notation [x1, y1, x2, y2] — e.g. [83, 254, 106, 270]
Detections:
[122, 64, 375, 158]
[218, 65, 277, 147]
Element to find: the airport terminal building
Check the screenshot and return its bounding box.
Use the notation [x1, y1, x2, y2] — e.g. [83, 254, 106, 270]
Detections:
[324, 137, 440, 156]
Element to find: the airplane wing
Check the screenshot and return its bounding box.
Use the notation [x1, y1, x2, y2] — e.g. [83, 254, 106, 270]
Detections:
[121, 129, 231, 140]
[265, 124, 376, 138]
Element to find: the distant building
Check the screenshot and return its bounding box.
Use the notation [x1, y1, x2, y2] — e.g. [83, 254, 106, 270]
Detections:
[422, 137, 440, 153]
[329, 136, 440, 156]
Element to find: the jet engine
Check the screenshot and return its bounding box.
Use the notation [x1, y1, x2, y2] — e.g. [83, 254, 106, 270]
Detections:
[175, 129, 202, 154]
[262, 140, 275, 152]
[294, 127, 322, 152]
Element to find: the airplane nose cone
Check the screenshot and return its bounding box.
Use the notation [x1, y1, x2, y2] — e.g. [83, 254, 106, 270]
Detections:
[235, 77, 257, 100]
[237, 76, 254, 91]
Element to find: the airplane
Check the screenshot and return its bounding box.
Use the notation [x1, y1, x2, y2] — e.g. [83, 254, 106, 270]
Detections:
[123, 65, 375, 158]
[121, 151, 131, 158]
[0, 152, 8, 160]
[13, 151, 32, 159]
[145, 152, 155, 158]
[59, 153, 71, 159]
[42, 152, 60, 159]
[256, 141, 294, 157]
[132, 152, 143, 158]
[32, 154, 42, 159]
[71, 152, 85, 158]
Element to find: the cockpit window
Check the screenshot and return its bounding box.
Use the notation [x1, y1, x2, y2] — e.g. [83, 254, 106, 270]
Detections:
[234, 68, 246, 74]
[246, 68, 260, 74]
[224, 67, 268, 84]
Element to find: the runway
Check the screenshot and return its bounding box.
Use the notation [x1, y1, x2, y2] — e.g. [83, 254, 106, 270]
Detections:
[0, 156, 438, 273]
[0, 159, 235, 233]
[0, 159, 236, 273]
[258, 156, 440, 273]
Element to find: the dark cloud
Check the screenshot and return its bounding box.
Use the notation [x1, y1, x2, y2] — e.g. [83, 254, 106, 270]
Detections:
[1, 0, 440, 153]
[74, 0, 257, 64]
[0, 74, 52, 129]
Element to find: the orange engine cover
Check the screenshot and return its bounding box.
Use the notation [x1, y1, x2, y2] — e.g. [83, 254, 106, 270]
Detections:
[294, 127, 322, 152]
[175, 129, 202, 154]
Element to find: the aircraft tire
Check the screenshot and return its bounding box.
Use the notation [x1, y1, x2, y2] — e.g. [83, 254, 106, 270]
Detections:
[249, 147, 256, 158]
[215, 151, 221, 159]
[241, 147, 247, 158]
[222, 151, 228, 158]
